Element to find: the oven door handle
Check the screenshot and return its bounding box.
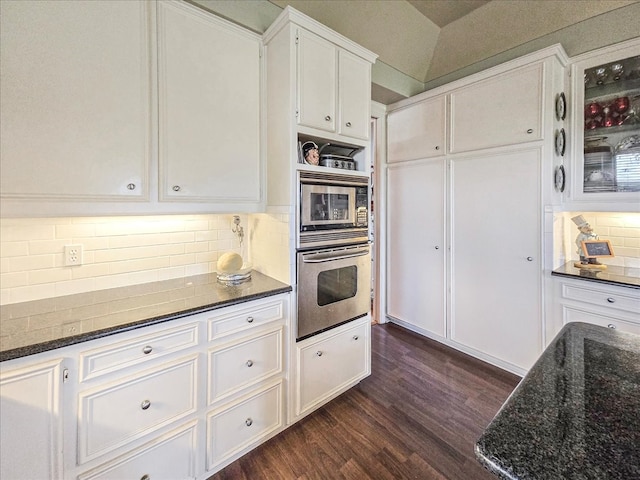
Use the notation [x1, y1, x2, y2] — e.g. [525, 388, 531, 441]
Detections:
[302, 248, 369, 263]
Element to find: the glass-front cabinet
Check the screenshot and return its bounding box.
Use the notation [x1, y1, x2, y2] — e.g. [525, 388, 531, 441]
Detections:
[569, 38, 640, 208]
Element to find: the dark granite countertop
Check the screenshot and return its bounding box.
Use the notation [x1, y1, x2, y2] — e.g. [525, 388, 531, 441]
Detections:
[476, 322, 640, 479]
[552, 262, 640, 289]
[0, 271, 291, 362]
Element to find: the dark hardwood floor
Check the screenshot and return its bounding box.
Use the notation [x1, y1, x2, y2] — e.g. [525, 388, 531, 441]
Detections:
[211, 323, 520, 480]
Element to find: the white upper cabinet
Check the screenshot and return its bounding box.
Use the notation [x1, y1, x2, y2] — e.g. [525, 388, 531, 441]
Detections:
[158, 1, 263, 204]
[387, 95, 446, 162]
[297, 29, 337, 133]
[296, 28, 372, 141]
[0, 0, 151, 201]
[449, 63, 544, 153]
[338, 50, 372, 140]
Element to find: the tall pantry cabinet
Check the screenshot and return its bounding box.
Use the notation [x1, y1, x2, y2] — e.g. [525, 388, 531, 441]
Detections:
[386, 46, 568, 375]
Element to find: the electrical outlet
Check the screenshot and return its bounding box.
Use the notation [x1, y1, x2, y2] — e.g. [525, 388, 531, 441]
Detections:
[64, 244, 83, 266]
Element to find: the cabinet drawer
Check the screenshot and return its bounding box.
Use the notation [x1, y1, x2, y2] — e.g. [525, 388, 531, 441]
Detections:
[563, 306, 640, 336]
[78, 356, 198, 463]
[79, 323, 199, 382]
[78, 421, 197, 480]
[208, 327, 283, 404]
[208, 297, 286, 340]
[297, 320, 369, 415]
[206, 382, 283, 470]
[561, 283, 640, 315]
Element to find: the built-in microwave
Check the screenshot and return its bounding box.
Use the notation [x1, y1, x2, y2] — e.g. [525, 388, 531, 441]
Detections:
[297, 171, 369, 249]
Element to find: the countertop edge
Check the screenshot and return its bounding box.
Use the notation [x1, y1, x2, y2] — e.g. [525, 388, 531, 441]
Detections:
[0, 285, 291, 363]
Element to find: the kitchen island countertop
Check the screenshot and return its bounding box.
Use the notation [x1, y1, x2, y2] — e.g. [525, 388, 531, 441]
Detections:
[0, 271, 291, 362]
[475, 321, 640, 479]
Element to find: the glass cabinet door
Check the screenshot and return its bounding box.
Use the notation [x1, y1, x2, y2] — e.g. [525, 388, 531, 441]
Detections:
[570, 40, 640, 205]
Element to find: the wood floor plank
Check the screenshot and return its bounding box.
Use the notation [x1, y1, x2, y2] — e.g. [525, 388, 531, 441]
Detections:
[209, 323, 520, 479]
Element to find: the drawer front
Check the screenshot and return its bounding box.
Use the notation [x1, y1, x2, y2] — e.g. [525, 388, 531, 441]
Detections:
[78, 356, 198, 463]
[78, 421, 197, 480]
[208, 327, 283, 404]
[297, 320, 369, 414]
[208, 297, 286, 340]
[562, 283, 640, 315]
[563, 306, 640, 336]
[79, 323, 199, 382]
[206, 382, 283, 469]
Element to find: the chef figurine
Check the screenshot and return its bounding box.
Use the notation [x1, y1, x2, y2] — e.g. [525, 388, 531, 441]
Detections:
[571, 215, 602, 267]
[302, 141, 319, 166]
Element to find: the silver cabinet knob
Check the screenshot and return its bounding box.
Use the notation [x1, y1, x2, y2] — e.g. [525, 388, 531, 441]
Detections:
[435, 146, 440, 150]
[316, 351, 323, 357]
[345, 121, 352, 127]
[142, 345, 153, 355]
[172, 185, 181, 192]
[246, 316, 254, 323]
[606, 297, 615, 303]
[245, 418, 253, 427]
[140, 400, 151, 410]
[435, 246, 440, 250]
[141, 475, 150, 480]
[127, 183, 136, 190]
[353, 335, 359, 341]
[527, 129, 534, 134]
[246, 360, 254, 367]
[527, 257, 533, 261]
[325, 115, 331, 121]
[607, 324, 617, 329]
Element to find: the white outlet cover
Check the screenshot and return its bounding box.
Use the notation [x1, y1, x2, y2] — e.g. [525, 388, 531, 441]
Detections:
[64, 244, 83, 266]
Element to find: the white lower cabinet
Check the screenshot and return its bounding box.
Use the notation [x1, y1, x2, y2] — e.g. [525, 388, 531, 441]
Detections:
[556, 278, 640, 336]
[450, 148, 543, 373]
[206, 381, 283, 471]
[77, 421, 198, 480]
[386, 159, 446, 338]
[294, 317, 370, 419]
[0, 356, 65, 480]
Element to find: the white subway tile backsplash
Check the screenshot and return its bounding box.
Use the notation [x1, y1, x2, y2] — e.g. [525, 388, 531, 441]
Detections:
[0, 214, 255, 305]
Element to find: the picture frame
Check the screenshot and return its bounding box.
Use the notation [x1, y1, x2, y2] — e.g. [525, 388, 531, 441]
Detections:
[581, 240, 615, 258]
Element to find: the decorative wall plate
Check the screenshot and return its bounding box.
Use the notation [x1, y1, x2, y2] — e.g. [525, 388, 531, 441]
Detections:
[554, 164, 566, 192]
[555, 128, 566, 156]
[555, 92, 566, 121]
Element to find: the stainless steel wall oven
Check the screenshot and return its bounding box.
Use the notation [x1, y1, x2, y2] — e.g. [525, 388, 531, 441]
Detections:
[296, 171, 371, 341]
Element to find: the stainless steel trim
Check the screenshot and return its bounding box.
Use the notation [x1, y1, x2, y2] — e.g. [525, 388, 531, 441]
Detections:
[301, 247, 369, 263]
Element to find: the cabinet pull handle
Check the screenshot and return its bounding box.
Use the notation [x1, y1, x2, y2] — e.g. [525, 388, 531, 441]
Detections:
[246, 359, 254, 367]
[345, 121, 352, 127]
[606, 297, 615, 303]
[141, 475, 150, 480]
[435, 246, 440, 250]
[142, 345, 153, 355]
[325, 115, 331, 121]
[435, 146, 440, 150]
[526, 257, 533, 261]
[316, 351, 323, 357]
[246, 316, 254, 323]
[127, 183, 136, 190]
[526, 129, 533, 134]
[353, 335, 359, 341]
[245, 418, 253, 427]
[172, 185, 181, 192]
[607, 324, 617, 329]
[141, 400, 151, 410]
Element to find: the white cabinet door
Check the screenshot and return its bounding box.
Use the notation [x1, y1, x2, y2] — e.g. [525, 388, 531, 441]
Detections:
[297, 29, 337, 134]
[450, 148, 542, 372]
[0, 0, 150, 200]
[0, 358, 64, 480]
[449, 63, 543, 153]
[387, 96, 446, 163]
[338, 50, 371, 140]
[387, 160, 446, 338]
[296, 319, 369, 417]
[158, 1, 261, 204]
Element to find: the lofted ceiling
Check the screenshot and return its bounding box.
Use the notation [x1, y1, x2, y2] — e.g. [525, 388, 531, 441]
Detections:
[192, 0, 640, 103]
